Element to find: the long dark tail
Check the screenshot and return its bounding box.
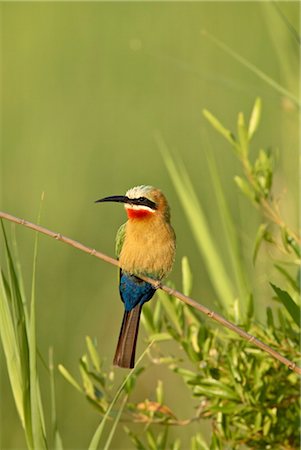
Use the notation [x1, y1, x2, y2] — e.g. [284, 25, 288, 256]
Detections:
[113, 304, 142, 369]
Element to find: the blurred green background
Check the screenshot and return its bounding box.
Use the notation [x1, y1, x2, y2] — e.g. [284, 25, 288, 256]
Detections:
[1, 2, 299, 448]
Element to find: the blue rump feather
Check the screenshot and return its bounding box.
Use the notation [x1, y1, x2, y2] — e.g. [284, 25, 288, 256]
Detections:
[119, 271, 156, 312]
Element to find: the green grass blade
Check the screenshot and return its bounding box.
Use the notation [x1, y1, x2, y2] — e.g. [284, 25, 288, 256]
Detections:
[102, 395, 128, 450]
[1, 221, 30, 347]
[156, 134, 234, 310]
[202, 30, 300, 108]
[29, 200, 47, 449]
[88, 342, 153, 450]
[49, 348, 64, 450]
[272, 2, 301, 45]
[270, 283, 301, 328]
[11, 224, 28, 308]
[274, 264, 299, 293]
[0, 269, 24, 425]
[0, 221, 33, 448]
[204, 142, 250, 312]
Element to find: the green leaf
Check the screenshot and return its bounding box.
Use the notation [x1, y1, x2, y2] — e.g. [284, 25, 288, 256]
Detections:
[124, 426, 147, 450]
[263, 415, 272, 436]
[253, 223, 268, 264]
[86, 336, 101, 373]
[286, 235, 301, 257]
[248, 97, 262, 140]
[203, 109, 237, 147]
[49, 348, 64, 450]
[254, 411, 263, 433]
[28, 196, 47, 450]
[58, 365, 83, 393]
[156, 380, 164, 404]
[153, 297, 162, 331]
[147, 332, 172, 342]
[0, 269, 24, 425]
[181, 256, 193, 297]
[170, 438, 181, 450]
[102, 395, 127, 450]
[254, 149, 273, 196]
[247, 294, 254, 320]
[79, 357, 95, 398]
[237, 112, 249, 156]
[193, 433, 210, 450]
[171, 367, 198, 384]
[274, 264, 299, 292]
[140, 303, 155, 334]
[157, 290, 182, 335]
[146, 430, 157, 450]
[234, 176, 256, 203]
[156, 428, 168, 450]
[192, 378, 240, 401]
[270, 283, 301, 328]
[188, 324, 200, 353]
[210, 433, 223, 450]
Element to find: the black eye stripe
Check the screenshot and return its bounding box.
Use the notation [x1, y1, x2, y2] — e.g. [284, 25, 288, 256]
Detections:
[129, 197, 157, 210]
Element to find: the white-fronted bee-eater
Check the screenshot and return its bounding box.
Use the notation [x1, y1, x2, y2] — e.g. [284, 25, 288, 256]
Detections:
[96, 185, 176, 368]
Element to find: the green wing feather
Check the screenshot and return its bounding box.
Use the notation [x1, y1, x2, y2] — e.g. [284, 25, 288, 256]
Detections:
[115, 222, 127, 258]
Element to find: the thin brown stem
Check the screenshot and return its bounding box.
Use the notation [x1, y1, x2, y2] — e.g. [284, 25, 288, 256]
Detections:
[0, 211, 300, 375]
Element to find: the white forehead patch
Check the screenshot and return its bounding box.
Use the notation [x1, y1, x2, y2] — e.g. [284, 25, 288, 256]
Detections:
[126, 185, 154, 199]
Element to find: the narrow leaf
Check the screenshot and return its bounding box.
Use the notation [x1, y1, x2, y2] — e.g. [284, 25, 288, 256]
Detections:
[49, 348, 64, 450]
[202, 30, 300, 107]
[29, 203, 47, 449]
[58, 365, 83, 393]
[157, 290, 182, 335]
[156, 380, 164, 404]
[102, 395, 127, 450]
[147, 332, 171, 342]
[181, 256, 193, 297]
[86, 336, 101, 373]
[248, 97, 262, 140]
[204, 146, 250, 311]
[270, 283, 301, 327]
[253, 223, 268, 264]
[234, 176, 256, 203]
[203, 109, 236, 147]
[274, 264, 299, 292]
[237, 112, 249, 156]
[0, 270, 24, 425]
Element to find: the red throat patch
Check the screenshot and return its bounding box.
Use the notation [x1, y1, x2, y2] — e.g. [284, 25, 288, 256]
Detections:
[126, 208, 153, 219]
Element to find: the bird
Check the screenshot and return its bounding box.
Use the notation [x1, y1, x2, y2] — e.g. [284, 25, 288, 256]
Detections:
[96, 185, 176, 368]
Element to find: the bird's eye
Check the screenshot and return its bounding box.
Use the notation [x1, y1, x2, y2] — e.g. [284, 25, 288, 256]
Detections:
[138, 197, 146, 203]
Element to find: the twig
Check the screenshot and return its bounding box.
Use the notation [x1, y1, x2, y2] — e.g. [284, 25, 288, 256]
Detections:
[0, 211, 300, 375]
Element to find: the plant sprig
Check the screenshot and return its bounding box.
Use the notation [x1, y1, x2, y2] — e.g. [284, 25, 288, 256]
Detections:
[203, 98, 300, 255]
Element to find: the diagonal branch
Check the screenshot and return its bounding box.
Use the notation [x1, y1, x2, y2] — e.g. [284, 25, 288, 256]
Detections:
[0, 210, 300, 375]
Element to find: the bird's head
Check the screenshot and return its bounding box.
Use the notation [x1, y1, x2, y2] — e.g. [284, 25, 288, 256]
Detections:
[96, 185, 171, 221]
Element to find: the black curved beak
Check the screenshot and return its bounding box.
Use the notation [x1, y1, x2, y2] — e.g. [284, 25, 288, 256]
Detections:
[95, 195, 129, 204]
[95, 195, 157, 210]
